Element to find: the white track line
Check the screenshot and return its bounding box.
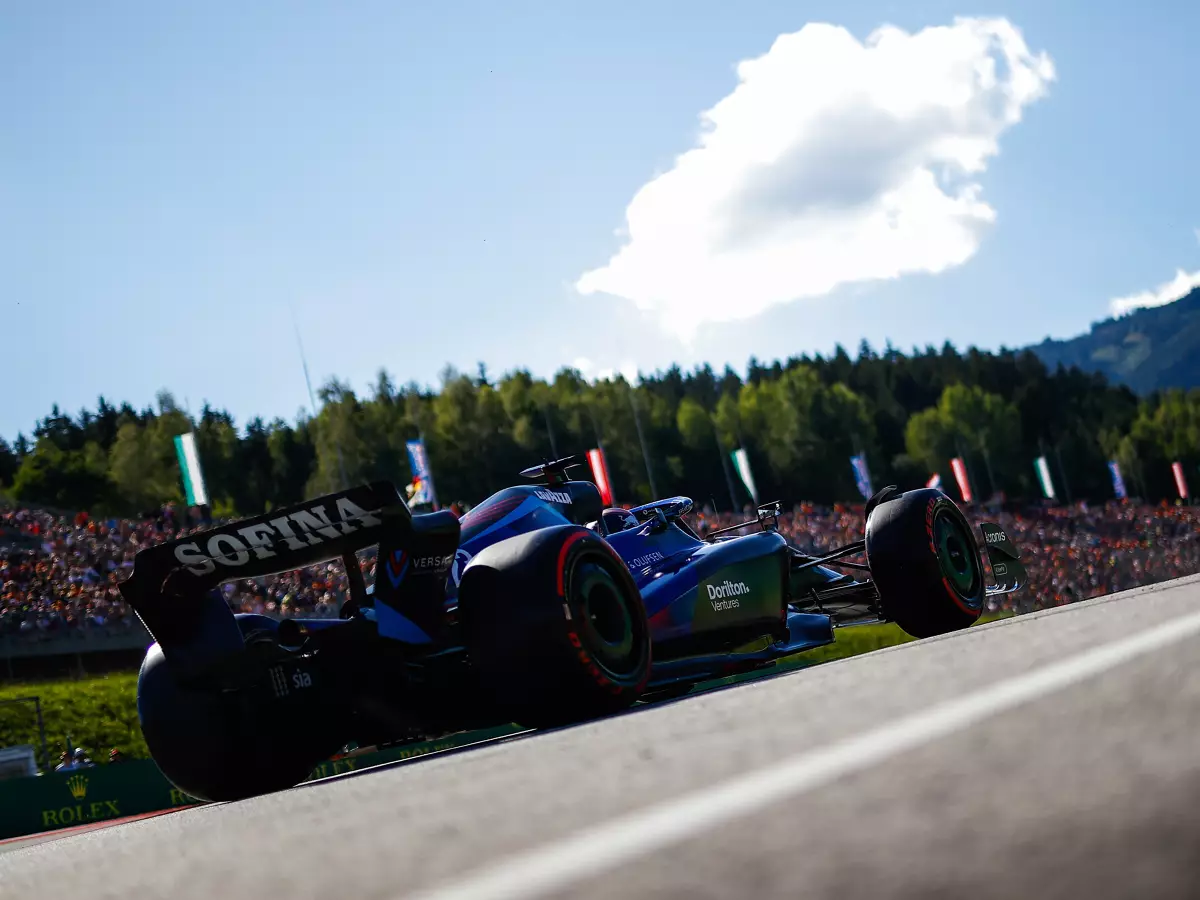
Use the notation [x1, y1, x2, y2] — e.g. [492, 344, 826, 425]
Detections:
[407, 608, 1200, 900]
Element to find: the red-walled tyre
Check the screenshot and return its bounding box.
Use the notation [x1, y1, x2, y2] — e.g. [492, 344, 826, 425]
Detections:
[865, 488, 985, 638]
[458, 525, 651, 728]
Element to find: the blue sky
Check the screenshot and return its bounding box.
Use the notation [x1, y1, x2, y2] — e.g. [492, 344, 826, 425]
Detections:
[3, 0, 1199, 441]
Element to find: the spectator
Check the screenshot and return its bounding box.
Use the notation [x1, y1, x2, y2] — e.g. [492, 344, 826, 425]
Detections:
[71, 748, 95, 769]
[1, 497, 1196, 640]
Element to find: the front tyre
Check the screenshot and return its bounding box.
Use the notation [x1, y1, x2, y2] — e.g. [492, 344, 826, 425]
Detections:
[865, 488, 985, 638]
[459, 526, 651, 728]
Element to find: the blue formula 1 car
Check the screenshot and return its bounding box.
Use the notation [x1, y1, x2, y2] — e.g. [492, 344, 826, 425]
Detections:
[119, 456, 1026, 801]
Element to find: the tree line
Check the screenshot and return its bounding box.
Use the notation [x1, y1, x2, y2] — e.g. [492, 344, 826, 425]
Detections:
[1, 341, 1197, 518]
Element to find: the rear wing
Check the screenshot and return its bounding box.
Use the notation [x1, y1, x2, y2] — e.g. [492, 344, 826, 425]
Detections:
[119, 481, 410, 613]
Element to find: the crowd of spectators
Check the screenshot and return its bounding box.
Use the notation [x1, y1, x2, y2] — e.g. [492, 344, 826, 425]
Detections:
[690, 499, 1200, 614]
[2, 495, 1198, 643]
[0, 502, 368, 641]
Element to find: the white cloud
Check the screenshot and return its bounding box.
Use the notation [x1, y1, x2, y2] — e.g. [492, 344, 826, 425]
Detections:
[595, 360, 640, 384]
[569, 354, 640, 383]
[1109, 268, 1200, 316]
[575, 17, 1055, 341]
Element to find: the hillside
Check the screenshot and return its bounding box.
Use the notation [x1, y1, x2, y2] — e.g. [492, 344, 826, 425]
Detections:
[1030, 287, 1200, 395]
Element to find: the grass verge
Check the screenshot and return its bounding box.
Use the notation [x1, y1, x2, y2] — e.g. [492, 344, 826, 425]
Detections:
[0, 672, 144, 765]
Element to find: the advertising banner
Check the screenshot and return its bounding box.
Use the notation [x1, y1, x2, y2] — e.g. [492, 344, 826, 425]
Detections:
[849, 455, 872, 500]
[1172, 461, 1190, 500]
[950, 457, 972, 503]
[587, 447, 614, 506]
[1107, 461, 1127, 499]
[173, 432, 208, 507]
[1034, 455, 1057, 500]
[405, 439, 438, 509]
[731, 448, 759, 505]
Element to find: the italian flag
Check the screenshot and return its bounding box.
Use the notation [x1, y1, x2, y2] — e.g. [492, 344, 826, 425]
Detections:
[173, 432, 209, 507]
[731, 448, 759, 505]
[1034, 455, 1056, 500]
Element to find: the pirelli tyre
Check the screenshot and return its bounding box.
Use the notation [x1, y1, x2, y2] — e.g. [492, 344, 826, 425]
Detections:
[865, 488, 985, 638]
[458, 525, 651, 728]
[136, 596, 343, 801]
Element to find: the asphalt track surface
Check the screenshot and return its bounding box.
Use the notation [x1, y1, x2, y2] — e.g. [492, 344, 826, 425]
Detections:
[4, 575, 1200, 899]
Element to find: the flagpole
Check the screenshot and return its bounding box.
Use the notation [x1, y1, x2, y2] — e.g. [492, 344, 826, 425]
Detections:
[713, 417, 738, 512]
[539, 398, 559, 460]
[955, 435, 976, 505]
[1054, 441, 1073, 505]
[628, 382, 658, 498]
[291, 304, 348, 491]
[419, 428, 440, 511]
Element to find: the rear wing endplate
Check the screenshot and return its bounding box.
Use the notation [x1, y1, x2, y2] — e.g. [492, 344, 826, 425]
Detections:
[979, 522, 1027, 596]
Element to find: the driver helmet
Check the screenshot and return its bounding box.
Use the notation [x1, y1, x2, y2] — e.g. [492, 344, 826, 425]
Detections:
[600, 508, 639, 535]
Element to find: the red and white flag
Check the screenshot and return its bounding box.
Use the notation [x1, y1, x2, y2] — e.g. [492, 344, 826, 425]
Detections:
[588, 448, 614, 506]
[1172, 461, 1189, 500]
[926, 473, 942, 490]
[950, 457, 972, 503]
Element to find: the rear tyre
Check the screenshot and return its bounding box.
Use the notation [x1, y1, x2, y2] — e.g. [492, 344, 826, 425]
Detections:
[136, 597, 342, 802]
[865, 488, 985, 638]
[459, 526, 651, 728]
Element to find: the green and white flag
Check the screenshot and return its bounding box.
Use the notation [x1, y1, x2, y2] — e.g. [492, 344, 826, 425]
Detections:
[731, 447, 759, 506]
[174, 432, 209, 506]
[1034, 455, 1056, 500]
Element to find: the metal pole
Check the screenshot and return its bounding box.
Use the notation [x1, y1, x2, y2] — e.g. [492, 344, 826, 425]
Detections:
[293, 304, 348, 491]
[587, 403, 604, 452]
[955, 435, 977, 504]
[586, 403, 616, 506]
[418, 428, 440, 511]
[35, 698, 47, 772]
[540, 399, 559, 460]
[335, 444, 349, 492]
[1054, 441, 1073, 505]
[982, 446, 997, 501]
[714, 417, 739, 511]
[629, 385, 658, 498]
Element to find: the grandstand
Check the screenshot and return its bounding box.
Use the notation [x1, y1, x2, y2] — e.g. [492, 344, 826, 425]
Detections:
[3, 494, 1198, 681]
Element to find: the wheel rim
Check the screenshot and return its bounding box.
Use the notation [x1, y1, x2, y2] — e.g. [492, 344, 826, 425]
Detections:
[932, 509, 982, 607]
[570, 558, 643, 679]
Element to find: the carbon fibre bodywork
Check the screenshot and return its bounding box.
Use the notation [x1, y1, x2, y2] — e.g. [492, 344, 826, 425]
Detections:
[372, 480, 849, 690]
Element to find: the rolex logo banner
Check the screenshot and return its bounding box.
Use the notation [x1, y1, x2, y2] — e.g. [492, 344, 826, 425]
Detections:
[0, 725, 523, 840]
[0, 759, 203, 840]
